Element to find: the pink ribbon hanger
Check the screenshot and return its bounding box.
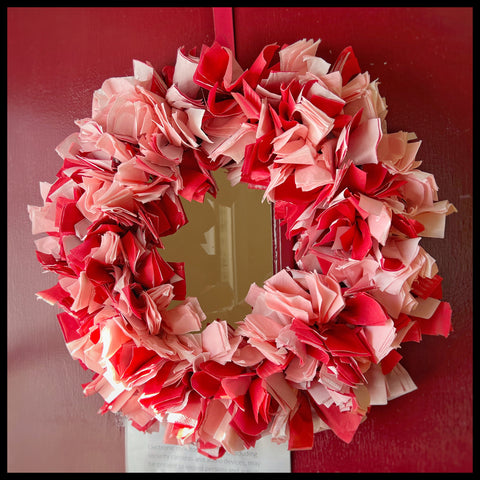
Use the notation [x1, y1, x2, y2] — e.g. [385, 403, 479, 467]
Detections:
[213, 7, 236, 55]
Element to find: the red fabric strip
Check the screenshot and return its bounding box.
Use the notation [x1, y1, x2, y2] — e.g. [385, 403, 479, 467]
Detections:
[272, 207, 296, 273]
[212, 7, 236, 55]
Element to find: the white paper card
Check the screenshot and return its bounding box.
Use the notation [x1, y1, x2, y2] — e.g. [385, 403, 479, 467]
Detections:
[125, 422, 291, 473]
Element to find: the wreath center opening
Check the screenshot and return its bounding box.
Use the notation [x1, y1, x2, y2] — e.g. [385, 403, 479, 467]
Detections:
[162, 169, 273, 328]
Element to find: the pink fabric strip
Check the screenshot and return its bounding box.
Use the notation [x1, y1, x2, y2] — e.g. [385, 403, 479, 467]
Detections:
[212, 7, 236, 55]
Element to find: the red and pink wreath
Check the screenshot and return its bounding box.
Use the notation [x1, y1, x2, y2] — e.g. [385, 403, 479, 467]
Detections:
[28, 39, 456, 459]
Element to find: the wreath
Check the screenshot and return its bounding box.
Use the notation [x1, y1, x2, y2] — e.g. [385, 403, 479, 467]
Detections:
[28, 39, 456, 459]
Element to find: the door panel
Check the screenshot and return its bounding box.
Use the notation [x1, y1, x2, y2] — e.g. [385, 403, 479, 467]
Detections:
[8, 7, 472, 472]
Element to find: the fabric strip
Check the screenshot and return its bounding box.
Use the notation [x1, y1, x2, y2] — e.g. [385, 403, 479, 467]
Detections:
[213, 7, 236, 55]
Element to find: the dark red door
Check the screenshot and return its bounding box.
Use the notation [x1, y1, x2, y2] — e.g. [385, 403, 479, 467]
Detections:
[8, 7, 472, 472]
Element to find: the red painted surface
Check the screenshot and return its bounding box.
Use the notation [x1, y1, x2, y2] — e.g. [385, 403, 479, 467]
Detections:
[8, 7, 472, 472]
